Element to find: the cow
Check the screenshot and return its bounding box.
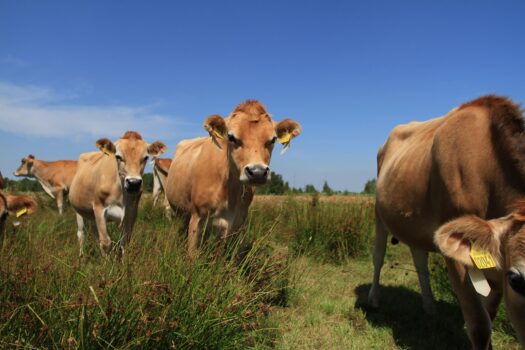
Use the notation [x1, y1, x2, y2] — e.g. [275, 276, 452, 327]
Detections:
[165, 100, 301, 258]
[14, 155, 77, 215]
[369, 95, 525, 348]
[2, 191, 38, 216]
[434, 208, 525, 346]
[69, 131, 166, 258]
[152, 158, 172, 216]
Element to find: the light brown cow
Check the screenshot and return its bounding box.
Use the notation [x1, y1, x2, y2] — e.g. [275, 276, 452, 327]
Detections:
[14, 155, 77, 214]
[370, 95, 525, 348]
[69, 131, 166, 257]
[1, 191, 38, 216]
[152, 158, 172, 215]
[165, 100, 301, 258]
[435, 208, 525, 345]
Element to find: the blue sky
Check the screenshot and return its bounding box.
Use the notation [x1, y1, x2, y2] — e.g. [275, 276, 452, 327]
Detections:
[1, 1, 524, 191]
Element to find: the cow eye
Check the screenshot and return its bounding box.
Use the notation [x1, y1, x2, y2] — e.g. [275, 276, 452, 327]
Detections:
[228, 134, 237, 144]
[116, 155, 124, 162]
[271, 136, 277, 144]
[143, 156, 149, 162]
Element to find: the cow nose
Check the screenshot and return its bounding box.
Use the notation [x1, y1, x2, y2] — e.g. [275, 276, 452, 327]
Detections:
[507, 269, 525, 296]
[244, 164, 270, 183]
[125, 178, 142, 192]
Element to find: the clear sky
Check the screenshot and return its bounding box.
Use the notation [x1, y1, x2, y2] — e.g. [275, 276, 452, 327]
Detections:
[1, 0, 524, 191]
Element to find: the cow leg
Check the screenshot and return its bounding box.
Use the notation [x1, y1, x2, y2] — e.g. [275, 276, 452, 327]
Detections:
[56, 188, 64, 215]
[410, 247, 436, 314]
[93, 205, 112, 257]
[368, 216, 388, 308]
[445, 258, 492, 350]
[188, 213, 203, 260]
[76, 213, 86, 257]
[163, 195, 172, 220]
[152, 175, 161, 206]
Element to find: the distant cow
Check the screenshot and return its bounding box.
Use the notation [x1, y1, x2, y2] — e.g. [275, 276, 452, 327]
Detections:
[69, 131, 166, 257]
[165, 100, 301, 258]
[2, 192, 38, 216]
[370, 96, 525, 348]
[14, 155, 77, 214]
[152, 158, 172, 215]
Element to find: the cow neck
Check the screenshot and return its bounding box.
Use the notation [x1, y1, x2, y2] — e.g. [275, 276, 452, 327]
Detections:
[30, 160, 54, 191]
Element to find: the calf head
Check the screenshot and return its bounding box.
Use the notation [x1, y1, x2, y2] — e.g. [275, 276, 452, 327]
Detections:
[14, 155, 36, 176]
[434, 211, 525, 343]
[204, 100, 301, 185]
[96, 131, 166, 193]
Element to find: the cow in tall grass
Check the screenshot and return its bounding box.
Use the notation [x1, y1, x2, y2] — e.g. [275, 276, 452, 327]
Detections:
[370, 96, 525, 348]
[165, 100, 301, 258]
[14, 155, 77, 215]
[69, 131, 166, 257]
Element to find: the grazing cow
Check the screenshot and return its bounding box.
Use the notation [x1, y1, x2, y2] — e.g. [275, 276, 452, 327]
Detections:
[2, 191, 38, 216]
[434, 208, 525, 346]
[369, 95, 525, 348]
[14, 155, 77, 214]
[152, 158, 172, 214]
[165, 100, 301, 258]
[69, 131, 166, 257]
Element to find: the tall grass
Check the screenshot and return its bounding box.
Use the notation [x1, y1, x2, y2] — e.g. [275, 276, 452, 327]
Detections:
[0, 198, 289, 349]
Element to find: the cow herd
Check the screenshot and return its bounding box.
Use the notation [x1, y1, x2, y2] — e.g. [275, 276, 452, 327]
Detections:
[1, 96, 525, 349]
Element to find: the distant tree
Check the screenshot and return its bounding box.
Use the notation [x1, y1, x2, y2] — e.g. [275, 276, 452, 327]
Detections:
[322, 180, 333, 195]
[3, 177, 43, 192]
[257, 171, 289, 195]
[363, 178, 377, 194]
[142, 173, 153, 193]
[304, 184, 317, 193]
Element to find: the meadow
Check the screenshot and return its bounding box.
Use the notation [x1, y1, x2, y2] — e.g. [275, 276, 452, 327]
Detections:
[0, 193, 520, 349]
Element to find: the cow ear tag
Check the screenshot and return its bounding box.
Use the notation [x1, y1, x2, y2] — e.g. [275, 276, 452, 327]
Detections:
[278, 131, 292, 155]
[16, 208, 28, 217]
[467, 266, 491, 297]
[470, 243, 496, 269]
[212, 129, 224, 140]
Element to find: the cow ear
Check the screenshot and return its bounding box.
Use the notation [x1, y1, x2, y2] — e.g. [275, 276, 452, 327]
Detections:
[204, 114, 227, 141]
[96, 138, 116, 155]
[26, 155, 35, 164]
[434, 215, 505, 268]
[275, 119, 301, 147]
[147, 141, 167, 157]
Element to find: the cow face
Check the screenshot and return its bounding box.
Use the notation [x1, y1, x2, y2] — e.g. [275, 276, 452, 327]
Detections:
[434, 214, 525, 341]
[204, 100, 301, 185]
[14, 155, 36, 177]
[96, 131, 166, 193]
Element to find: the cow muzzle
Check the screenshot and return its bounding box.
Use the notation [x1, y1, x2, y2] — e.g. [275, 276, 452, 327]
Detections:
[242, 164, 270, 185]
[124, 177, 142, 193]
[507, 267, 525, 297]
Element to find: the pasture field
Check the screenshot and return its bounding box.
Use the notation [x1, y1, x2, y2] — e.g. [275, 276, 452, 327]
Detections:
[0, 193, 520, 349]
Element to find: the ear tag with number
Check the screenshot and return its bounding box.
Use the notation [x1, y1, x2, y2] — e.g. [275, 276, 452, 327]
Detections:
[278, 131, 292, 144]
[470, 243, 496, 269]
[212, 130, 224, 140]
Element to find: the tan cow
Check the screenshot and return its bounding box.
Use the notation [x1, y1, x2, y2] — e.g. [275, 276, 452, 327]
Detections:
[14, 155, 77, 214]
[152, 158, 172, 215]
[435, 209, 525, 345]
[165, 100, 301, 258]
[370, 95, 525, 348]
[69, 131, 166, 257]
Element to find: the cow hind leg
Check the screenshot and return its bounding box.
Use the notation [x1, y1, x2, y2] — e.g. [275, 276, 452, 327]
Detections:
[368, 216, 388, 308]
[56, 188, 65, 215]
[410, 247, 436, 314]
[76, 214, 86, 257]
[188, 213, 203, 260]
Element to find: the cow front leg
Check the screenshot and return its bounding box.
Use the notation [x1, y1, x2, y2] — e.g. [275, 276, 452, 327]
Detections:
[76, 213, 86, 257]
[93, 205, 112, 257]
[368, 215, 388, 308]
[56, 188, 64, 215]
[188, 213, 203, 260]
[445, 258, 492, 350]
[410, 247, 436, 314]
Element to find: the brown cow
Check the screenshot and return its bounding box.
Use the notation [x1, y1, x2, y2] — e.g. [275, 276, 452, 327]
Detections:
[370, 95, 525, 348]
[435, 209, 525, 345]
[2, 191, 38, 216]
[165, 100, 301, 258]
[69, 131, 166, 257]
[14, 155, 77, 214]
[152, 158, 172, 215]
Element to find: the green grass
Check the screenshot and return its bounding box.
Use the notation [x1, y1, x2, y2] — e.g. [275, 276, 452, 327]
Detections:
[0, 194, 520, 349]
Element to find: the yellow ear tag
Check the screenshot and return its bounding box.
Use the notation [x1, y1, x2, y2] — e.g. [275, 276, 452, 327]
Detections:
[278, 131, 292, 144]
[470, 243, 496, 269]
[102, 148, 110, 156]
[212, 129, 224, 140]
[16, 208, 28, 217]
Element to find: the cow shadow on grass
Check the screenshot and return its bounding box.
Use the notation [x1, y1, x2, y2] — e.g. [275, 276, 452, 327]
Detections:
[354, 284, 469, 350]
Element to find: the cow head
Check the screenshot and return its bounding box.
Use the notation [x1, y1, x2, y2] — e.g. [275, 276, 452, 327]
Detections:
[434, 212, 525, 342]
[96, 131, 166, 194]
[204, 100, 301, 185]
[14, 155, 36, 177]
